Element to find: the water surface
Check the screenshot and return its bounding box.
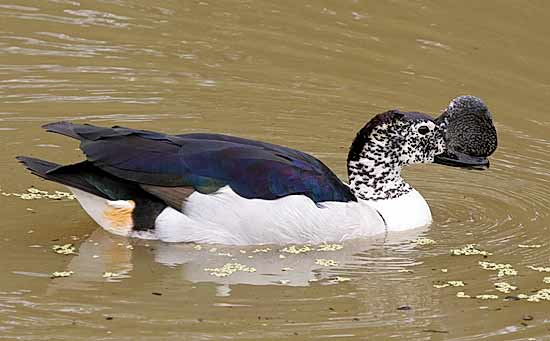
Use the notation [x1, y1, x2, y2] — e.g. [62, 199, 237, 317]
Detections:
[1, 1, 550, 339]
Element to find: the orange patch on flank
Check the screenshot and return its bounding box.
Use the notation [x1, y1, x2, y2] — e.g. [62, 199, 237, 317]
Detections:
[103, 201, 135, 229]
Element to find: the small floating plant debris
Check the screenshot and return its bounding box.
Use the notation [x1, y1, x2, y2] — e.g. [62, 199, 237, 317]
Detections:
[281, 267, 294, 272]
[204, 263, 256, 278]
[518, 244, 542, 248]
[103, 272, 122, 278]
[448, 280, 465, 287]
[494, 282, 517, 293]
[527, 265, 550, 272]
[441, 269, 448, 273]
[333, 276, 351, 282]
[51, 271, 74, 278]
[317, 243, 344, 251]
[450, 244, 492, 256]
[479, 261, 518, 277]
[217, 252, 232, 257]
[475, 294, 499, 300]
[279, 279, 291, 285]
[456, 292, 471, 298]
[193, 244, 202, 250]
[433, 280, 465, 288]
[330, 276, 351, 283]
[411, 237, 436, 246]
[52, 244, 77, 255]
[252, 247, 271, 253]
[2, 188, 75, 200]
[315, 259, 338, 267]
[525, 289, 550, 302]
[281, 245, 313, 254]
[434, 283, 450, 289]
[543, 277, 550, 284]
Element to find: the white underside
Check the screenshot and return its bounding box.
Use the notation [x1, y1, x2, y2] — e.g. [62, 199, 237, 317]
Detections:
[68, 187, 133, 237]
[68, 185, 432, 246]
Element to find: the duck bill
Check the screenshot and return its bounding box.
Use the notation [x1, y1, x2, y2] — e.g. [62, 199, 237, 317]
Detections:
[434, 151, 490, 170]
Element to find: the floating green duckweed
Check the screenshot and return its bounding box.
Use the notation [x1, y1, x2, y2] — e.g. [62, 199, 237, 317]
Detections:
[411, 237, 436, 246]
[448, 280, 465, 287]
[204, 263, 257, 277]
[102, 272, 121, 278]
[475, 294, 499, 300]
[51, 271, 74, 278]
[281, 245, 314, 254]
[252, 247, 271, 253]
[479, 261, 518, 277]
[434, 280, 465, 288]
[525, 289, 550, 302]
[330, 276, 351, 283]
[2, 188, 75, 200]
[315, 259, 338, 267]
[494, 282, 517, 293]
[52, 244, 76, 255]
[317, 243, 344, 251]
[518, 244, 542, 248]
[527, 265, 550, 272]
[450, 244, 492, 256]
[456, 291, 471, 298]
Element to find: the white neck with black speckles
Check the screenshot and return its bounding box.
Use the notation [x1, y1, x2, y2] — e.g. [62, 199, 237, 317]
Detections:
[347, 123, 414, 201]
[348, 154, 412, 201]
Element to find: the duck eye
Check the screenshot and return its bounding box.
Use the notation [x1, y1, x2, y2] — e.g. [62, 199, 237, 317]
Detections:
[418, 125, 430, 135]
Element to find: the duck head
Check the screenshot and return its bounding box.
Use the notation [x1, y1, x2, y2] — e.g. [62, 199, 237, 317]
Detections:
[347, 110, 446, 169]
[347, 99, 497, 200]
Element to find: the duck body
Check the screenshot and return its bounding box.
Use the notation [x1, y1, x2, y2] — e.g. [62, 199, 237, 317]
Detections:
[18, 96, 496, 245]
[18, 121, 432, 245]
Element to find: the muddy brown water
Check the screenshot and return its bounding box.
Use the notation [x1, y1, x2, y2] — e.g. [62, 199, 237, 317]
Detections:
[1, 1, 550, 339]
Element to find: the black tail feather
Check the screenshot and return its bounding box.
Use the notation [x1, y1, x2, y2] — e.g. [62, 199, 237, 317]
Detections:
[16, 156, 61, 176]
[42, 121, 133, 142]
[17, 156, 167, 230]
[41, 121, 84, 140]
[16, 156, 108, 198]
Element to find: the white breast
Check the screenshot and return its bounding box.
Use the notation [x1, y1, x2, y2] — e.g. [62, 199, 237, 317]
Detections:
[154, 186, 387, 245]
[363, 189, 432, 231]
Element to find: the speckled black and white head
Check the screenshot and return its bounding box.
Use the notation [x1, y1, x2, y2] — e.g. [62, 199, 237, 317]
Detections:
[347, 110, 446, 201]
[347, 96, 497, 201]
